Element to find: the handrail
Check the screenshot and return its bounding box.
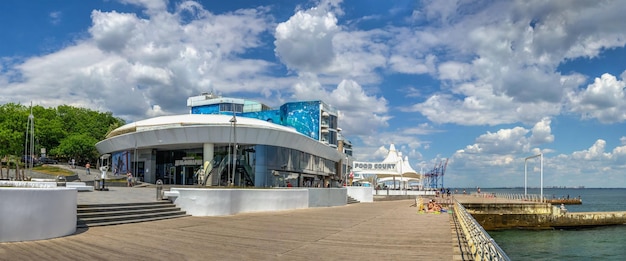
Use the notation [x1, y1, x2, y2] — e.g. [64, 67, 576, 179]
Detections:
[215, 155, 231, 185]
[239, 157, 255, 186]
[490, 193, 548, 203]
[202, 156, 230, 186]
[453, 199, 510, 261]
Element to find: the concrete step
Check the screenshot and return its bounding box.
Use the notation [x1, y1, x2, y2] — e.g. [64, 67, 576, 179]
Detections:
[78, 206, 183, 219]
[76, 202, 188, 228]
[347, 195, 360, 204]
[76, 214, 189, 228]
[77, 202, 175, 213]
[77, 201, 171, 209]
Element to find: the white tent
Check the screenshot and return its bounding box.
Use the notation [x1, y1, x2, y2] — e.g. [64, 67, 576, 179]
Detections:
[351, 143, 424, 189]
[375, 145, 421, 179]
[382, 144, 400, 163]
[401, 156, 420, 178]
[377, 176, 422, 190]
[369, 144, 422, 190]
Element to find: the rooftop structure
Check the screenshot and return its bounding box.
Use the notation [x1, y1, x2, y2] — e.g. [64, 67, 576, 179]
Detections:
[186, 93, 340, 148]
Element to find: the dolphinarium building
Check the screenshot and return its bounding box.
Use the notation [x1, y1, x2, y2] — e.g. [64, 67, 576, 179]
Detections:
[95, 93, 350, 188]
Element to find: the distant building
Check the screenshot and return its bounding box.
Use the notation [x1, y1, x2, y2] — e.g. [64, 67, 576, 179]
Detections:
[95, 93, 349, 188]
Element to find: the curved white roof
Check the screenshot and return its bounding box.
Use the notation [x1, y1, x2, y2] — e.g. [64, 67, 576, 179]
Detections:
[97, 114, 342, 161]
[107, 114, 299, 138]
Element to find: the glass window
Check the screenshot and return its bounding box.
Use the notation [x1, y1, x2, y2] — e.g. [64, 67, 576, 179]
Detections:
[329, 115, 337, 129]
[219, 103, 243, 113]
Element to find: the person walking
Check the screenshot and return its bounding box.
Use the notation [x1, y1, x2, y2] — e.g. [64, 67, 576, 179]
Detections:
[99, 166, 108, 190]
[126, 171, 134, 187]
[85, 162, 91, 175]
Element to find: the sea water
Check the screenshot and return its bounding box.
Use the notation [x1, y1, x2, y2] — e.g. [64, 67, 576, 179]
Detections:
[481, 188, 626, 260]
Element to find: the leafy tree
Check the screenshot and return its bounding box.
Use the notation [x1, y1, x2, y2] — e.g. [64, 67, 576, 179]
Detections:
[51, 134, 99, 163]
[32, 105, 66, 154]
[0, 103, 125, 165]
[0, 103, 29, 156]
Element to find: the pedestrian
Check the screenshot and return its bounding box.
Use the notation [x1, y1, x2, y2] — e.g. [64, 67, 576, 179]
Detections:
[85, 162, 91, 175]
[126, 171, 133, 187]
[99, 166, 108, 190]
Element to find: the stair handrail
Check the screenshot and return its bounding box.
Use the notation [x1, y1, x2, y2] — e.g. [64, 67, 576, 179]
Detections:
[217, 155, 232, 185]
[202, 156, 230, 186]
[238, 157, 255, 186]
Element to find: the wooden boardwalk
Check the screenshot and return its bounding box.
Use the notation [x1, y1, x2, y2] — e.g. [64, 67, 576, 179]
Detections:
[0, 200, 460, 260]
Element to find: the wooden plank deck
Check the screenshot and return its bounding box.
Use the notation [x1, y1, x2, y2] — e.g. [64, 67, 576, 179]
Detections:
[0, 200, 458, 260]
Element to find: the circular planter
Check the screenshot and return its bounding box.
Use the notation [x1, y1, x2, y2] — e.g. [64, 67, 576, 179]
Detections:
[0, 187, 77, 242]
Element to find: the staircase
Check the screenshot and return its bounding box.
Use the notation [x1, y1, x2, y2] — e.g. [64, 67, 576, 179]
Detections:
[77, 201, 188, 228]
[347, 195, 360, 204]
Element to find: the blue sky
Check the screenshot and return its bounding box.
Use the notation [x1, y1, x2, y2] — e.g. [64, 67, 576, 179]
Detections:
[1, 0, 625, 188]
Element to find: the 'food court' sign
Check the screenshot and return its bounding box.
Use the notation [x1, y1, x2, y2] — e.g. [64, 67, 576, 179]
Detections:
[352, 161, 399, 174]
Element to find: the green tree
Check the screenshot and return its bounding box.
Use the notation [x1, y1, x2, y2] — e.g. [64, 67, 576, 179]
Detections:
[0, 103, 125, 165]
[56, 105, 124, 142]
[52, 134, 99, 162]
[32, 105, 66, 154]
[0, 103, 29, 180]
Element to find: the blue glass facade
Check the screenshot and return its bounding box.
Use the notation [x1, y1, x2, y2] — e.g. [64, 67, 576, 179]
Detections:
[242, 110, 281, 124]
[191, 105, 220, 114]
[280, 101, 321, 140]
[188, 98, 338, 146]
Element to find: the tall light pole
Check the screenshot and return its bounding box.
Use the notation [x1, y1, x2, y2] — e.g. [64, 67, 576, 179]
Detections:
[230, 113, 237, 187]
[24, 102, 35, 179]
[524, 153, 543, 199]
[344, 157, 348, 187]
[400, 158, 404, 194]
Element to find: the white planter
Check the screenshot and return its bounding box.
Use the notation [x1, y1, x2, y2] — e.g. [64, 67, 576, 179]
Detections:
[0, 188, 77, 242]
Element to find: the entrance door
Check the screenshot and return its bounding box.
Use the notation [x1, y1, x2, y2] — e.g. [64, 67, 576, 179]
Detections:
[131, 161, 145, 182]
[184, 166, 195, 185]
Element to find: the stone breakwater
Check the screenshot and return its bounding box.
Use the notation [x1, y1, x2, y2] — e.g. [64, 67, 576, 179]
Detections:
[467, 210, 626, 230]
[550, 211, 626, 228]
[455, 195, 626, 230]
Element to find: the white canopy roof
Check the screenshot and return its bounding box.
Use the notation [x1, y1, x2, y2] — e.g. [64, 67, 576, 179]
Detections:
[356, 143, 421, 179]
[402, 156, 417, 175]
[382, 143, 399, 163]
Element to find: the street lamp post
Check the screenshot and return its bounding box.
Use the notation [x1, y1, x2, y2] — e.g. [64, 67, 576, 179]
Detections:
[524, 153, 543, 199]
[344, 157, 348, 187]
[400, 158, 404, 194]
[230, 114, 237, 187]
[24, 102, 35, 180]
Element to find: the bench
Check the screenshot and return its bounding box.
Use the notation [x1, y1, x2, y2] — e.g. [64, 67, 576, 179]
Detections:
[163, 190, 179, 200]
[2, 181, 57, 188]
[66, 182, 94, 192]
[30, 178, 57, 182]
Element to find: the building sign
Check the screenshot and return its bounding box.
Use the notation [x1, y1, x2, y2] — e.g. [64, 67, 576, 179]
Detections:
[175, 156, 203, 166]
[352, 161, 399, 174]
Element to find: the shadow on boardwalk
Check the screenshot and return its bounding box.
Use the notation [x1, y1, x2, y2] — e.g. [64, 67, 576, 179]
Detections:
[0, 200, 454, 261]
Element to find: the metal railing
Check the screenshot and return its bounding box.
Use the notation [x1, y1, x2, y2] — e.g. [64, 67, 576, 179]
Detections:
[491, 193, 546, 203]
[453, 200, 510, 261]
